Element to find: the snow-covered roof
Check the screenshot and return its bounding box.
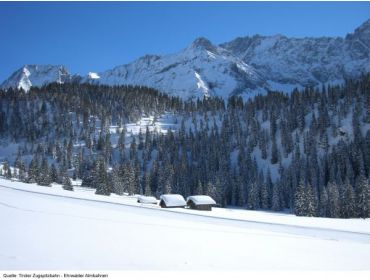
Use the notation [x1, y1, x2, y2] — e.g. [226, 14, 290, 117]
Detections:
[160, 194, 186, 207]
[137, 195, 157, 204]
[187, 195, 216, 205]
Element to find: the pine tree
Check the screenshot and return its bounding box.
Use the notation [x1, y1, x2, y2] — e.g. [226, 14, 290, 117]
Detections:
[247, 182, 259, 210]
[122, 162, 136, 195]
[305, 184, 317, 217]
[3, 160, 12, 179]
[260, 182, 269, 209]
[50, 164, 58, 183]
[271, 184, 281, 211]
[162, 162, 174, 194]
[144, 171, 152, 196]
[129, 138, 137, 160]
[112, 165, 125, 195]
[319, 186, 329, 217]
[340, 179, 356, 218]
[94, 158, 112, 195]
[208, 180, 221, 205]
[356, 175, 370, 218]
[38, 158, 52, 186]
[27, 157, 39, 183]
[163, 179, 172, 194]
[327, 181, 340, 218]
[271, 138, 279, 164]
[194, 180, 203, 195]
[294, 180, 307, 216]
[62, 172, 73, 191]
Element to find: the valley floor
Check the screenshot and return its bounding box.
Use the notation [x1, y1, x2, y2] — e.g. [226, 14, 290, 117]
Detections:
[1, 178, 370, 270]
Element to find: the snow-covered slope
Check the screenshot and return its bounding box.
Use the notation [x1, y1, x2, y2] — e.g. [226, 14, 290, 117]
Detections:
[83, 37, 267, 99]
[1, 178, 370, 269]
[1, 65, 71, 92]
[2, 19, 370, 98]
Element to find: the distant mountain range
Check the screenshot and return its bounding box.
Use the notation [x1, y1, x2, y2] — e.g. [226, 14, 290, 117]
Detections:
[2, 18, 370, 99]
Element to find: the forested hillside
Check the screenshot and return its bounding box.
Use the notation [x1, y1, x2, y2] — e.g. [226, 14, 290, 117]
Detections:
[0, 75, 369, 218]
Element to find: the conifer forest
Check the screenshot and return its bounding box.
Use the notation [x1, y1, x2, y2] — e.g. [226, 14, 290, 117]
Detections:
[1, 75, 370, 218]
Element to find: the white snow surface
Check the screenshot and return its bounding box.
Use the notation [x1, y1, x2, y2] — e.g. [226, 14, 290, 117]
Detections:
[160, 194, 187, 207]
[1, 178, 370, 270]
[87, 72, 100, 79]
[187, 195, 216, 205]
[194, 71, 210, 98]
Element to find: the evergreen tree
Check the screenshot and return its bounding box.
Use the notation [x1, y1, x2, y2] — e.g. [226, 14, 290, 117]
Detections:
[271, 184, 281, 211]
[38, 158, 52, 186]
[356, 175, 370, 218]
[194, 180, 203, 195]
[27, 157, 39, 183]
[271, 138, 279, 164]
[327, 182, 340, 218]
[260, 182, 269, 209]
[94, 158, 112, 195]
[123, 162, 136, 195]
[50, 164, 59, 183]
[62, 172, 73, 191]
[294, 180, 307, 216]
[3, 160, 11, 179]
[319, 186, 329, 217]
[144, 171, 152, 196]
[247, 182, 259, 210]
[305, 184, 317, 217]
[340, 179, 356, 218]
[112, 165, 125, 195]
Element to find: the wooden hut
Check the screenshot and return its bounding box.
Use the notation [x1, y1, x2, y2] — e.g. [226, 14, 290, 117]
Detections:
[159, 194, 186, 208]
[186, 195, 216, 211]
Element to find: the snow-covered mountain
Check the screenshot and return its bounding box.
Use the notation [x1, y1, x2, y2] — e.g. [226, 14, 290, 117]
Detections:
[2, 19, 370, 98]
[1, 65, 71, 92]
[220, 19, 370, 88]
[82, 37, 267, 99]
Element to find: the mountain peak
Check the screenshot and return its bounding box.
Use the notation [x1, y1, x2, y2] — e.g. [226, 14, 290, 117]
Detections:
[189, 37, 216, 51]
[346, 18, 370, 38]
[1, 64, 71, 92]
[345, 18, 370, 53]
[356, 18, 370, 31]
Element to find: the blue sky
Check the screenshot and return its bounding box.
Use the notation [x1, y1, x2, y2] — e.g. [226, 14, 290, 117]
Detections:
[0, 1, 369, 82]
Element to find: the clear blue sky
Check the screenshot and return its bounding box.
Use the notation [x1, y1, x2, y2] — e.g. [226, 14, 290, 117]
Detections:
[0, 1, 369, 82]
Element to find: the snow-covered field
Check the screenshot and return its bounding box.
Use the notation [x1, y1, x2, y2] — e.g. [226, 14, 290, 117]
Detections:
[1, 178, 370, 270]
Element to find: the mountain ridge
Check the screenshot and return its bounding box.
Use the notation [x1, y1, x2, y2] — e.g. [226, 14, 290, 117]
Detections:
[2, 18, 370, 99]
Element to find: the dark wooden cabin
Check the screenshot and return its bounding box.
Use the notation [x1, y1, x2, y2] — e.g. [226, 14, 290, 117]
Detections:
[186, 195, 216, 211]
[159, 194, 186, 208]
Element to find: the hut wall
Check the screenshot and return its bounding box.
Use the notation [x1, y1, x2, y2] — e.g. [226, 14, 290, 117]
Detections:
[195, 204, 212, 211]
[188, 201, 212, 211]
[160, 200, 167, 208]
